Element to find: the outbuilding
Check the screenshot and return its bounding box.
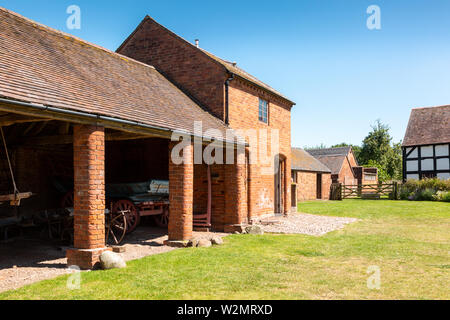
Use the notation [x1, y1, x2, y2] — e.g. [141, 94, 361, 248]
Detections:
[0, 8, 248, 269]
[291, 148, 332, 204]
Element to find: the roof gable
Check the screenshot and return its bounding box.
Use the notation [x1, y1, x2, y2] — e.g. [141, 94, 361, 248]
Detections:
[306, 146, 352, 157]
[403, 105, 450, 147]
[0, 7, 230, 139]
[291, 148, 331, 173]
[117, 15, 295, 106]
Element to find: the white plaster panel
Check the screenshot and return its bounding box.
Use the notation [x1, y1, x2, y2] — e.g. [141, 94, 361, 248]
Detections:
[420, 145, 434, 157]
[421, 159, 434, 171]
[435, 145, 449, 157]
[437, 172, 450, 180]
[436, 158, 450, 170]
[406, 160, 418, 172]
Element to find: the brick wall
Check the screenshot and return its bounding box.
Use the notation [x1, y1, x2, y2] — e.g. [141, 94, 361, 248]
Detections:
[296, 171, 317, 201]
[322, 173, 332, 199]
[228, 79, 292, 217]
[339, 156, 357, 185]
[117, 18, 227, 120]
[0, 143, 73, 218]
[295, 171, 332, 201]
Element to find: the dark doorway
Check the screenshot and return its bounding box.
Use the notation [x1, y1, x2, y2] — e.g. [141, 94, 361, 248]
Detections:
[316, 174, 322, 199]
[274, 155, 286, 214]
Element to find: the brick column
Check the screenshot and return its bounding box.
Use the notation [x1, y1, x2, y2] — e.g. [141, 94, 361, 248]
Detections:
[283, 156, 291, 215]
[66, 125, 109, 269]
[224, 150, 247, 233]
[166, 141, 194, 245]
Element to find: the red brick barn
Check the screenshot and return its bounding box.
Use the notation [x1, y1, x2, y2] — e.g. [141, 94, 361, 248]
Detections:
[291, 148, 332, 205]
[117, 15, 296, 223]
[0, 8, 295, 268]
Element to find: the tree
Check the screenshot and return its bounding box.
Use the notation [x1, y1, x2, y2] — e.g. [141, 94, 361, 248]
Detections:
[359, 120, 402, 181]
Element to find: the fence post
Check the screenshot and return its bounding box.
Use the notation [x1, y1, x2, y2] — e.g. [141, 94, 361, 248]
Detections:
[393, 181, 399, 200]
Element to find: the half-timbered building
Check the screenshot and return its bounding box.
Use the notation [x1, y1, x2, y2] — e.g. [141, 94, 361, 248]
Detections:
[402, 105, 450, 181]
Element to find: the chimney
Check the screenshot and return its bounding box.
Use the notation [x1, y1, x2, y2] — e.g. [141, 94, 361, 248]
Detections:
[195, 39, 199, 48]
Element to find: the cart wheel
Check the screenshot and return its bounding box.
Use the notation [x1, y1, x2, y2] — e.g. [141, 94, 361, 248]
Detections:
[61, 191, 74, 209]
[112, 200, 139, 233]
[153, 207, 169, 228]
[106, 212, 127, 245]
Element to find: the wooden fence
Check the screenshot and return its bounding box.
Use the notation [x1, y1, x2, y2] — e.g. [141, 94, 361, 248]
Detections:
[330, 182, 399, 200]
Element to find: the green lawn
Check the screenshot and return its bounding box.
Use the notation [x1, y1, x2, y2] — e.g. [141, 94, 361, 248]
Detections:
[1, 200, 449, 300]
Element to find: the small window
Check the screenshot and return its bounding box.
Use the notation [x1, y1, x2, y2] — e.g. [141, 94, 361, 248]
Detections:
[291, 171, 297, 183]
[258, 99, 268, 123]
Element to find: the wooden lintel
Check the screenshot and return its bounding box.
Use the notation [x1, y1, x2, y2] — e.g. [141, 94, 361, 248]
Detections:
[20, 132, 152, 146]
[0, 101, 172, 140]
[0, 114, 50, 127]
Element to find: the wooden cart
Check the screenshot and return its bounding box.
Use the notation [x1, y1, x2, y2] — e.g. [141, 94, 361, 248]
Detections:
[108, 180, 169, 233]
[60, 180, 169, 235]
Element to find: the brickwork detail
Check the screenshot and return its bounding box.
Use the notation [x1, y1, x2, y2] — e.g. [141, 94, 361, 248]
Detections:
[168, 141, 194, 240]
[296, 171, 332, 201]
[224, 151, 247, 227]
[67, 125, 107, 269]
[228, 80, 292, 217]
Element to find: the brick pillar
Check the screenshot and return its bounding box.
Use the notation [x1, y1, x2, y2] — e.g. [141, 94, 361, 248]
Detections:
[66, 125, 109, 269]
[224, 150, 247, 233]
[166, 141, 194, 245]
[283, 156, 291, 215]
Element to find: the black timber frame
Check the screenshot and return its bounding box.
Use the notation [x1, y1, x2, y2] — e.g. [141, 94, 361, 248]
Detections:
[402, 143, 450, 181]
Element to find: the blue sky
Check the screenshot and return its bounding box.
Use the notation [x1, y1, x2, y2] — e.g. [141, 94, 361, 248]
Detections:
[2, 0, 450, 148]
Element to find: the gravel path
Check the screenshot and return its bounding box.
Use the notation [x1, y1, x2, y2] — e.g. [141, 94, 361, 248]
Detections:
[0, 226, 226, 294]
[259, 213, 358, 236]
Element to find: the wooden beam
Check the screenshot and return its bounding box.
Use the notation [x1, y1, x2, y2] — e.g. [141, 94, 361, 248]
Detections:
[23, 122, 37, 136]
[59, 122, 70, 135]
[0, 114, 50, 126]
[0, 101, 172, 140]
[19, 132, 152, 146]
[31, 121, 49, 136]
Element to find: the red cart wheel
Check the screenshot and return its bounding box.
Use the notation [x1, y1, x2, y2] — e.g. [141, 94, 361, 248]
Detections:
[154, 207, 169, 228]
[61, 191, 74, 209]
[112, 200, 140, 233]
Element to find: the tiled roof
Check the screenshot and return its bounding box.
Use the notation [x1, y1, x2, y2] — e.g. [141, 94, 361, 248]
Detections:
[199, 49, 294, 104]
[291, 148, 331, 173]
[118, 15, 295, 106]
[312, 155, 346, 175]
[403, 105, 450, 147]
[306, 147, 352, 157]
[0, 7, 231, 138]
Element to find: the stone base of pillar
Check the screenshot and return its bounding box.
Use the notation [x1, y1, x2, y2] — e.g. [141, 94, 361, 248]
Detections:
[163, 240, 191, 248]
[224, 224, 246, 234]
[66, 247, 111, 270]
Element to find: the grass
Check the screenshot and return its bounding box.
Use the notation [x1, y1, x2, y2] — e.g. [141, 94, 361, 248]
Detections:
[1, 200, 449, 300]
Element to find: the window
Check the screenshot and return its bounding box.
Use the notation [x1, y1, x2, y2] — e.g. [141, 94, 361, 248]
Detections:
[291, 171, 297, 183]
[258, 98, 268, 123]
